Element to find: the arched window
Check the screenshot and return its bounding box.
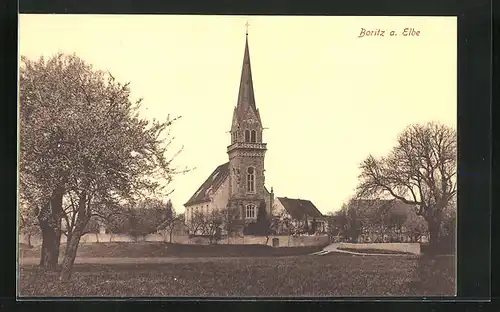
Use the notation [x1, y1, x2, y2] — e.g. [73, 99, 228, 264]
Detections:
[251, 130, 256, 143]
[246, 204, 256, 219]
[245, 130, 250, 142]
[247, 167, 255, 193]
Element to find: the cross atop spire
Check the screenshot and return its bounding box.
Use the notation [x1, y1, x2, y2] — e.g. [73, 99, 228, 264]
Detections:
[245, 21, 250, 35]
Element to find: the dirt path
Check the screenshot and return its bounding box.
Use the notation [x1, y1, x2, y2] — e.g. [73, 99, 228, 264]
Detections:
[310, 243, 417, 257]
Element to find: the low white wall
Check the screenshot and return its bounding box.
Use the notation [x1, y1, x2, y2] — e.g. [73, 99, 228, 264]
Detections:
[220, 235, 329, 247]
[19, 233, 329, 248]
[338, 242, 421, 255]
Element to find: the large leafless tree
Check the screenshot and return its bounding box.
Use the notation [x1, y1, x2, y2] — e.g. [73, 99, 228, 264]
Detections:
[356, 122, 456, 252]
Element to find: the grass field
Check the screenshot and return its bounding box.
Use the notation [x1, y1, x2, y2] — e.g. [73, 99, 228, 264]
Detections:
[19, 253, 455, 297]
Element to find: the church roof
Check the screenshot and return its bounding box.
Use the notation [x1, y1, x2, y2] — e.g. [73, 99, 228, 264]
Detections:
[184, 162, 230, 206]
[233, 34, 262, 126]
[277, 197, 324, 220]
[185, 161, 272, 207]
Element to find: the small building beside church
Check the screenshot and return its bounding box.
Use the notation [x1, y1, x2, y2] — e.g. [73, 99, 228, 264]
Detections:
[184, 31, 324, 236]
[273, 197, 327, 234]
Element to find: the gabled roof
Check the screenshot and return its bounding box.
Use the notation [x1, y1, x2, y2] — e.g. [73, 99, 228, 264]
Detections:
[184, 162, 229, 206]
[277, 197, 324, 220]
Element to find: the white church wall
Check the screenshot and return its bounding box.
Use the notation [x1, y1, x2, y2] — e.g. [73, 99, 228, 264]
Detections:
[212, 176, 229, 211]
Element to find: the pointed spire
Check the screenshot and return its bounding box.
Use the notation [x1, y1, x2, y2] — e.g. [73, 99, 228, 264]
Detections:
[235, 31, 258, 122]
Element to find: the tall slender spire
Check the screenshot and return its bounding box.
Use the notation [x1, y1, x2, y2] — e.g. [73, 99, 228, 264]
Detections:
[235, 30, 258, 121]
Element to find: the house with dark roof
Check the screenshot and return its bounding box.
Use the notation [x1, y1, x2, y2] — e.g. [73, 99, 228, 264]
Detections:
[273, 197, 327, 234]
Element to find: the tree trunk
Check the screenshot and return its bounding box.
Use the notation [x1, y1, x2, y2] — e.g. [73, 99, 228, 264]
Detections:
[169, 230, 173, 243]
[59, 189, 90, 281]
[39, 221, 60, 269]
[59, 230, 83, 282]
[38, 204, 61, 270]
[427, 219, 441, 256]
[27, 233, 32, 248]
[38, 187, 64, 270]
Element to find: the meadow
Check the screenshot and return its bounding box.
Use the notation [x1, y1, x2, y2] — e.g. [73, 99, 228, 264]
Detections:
[19, 243, 455, 297]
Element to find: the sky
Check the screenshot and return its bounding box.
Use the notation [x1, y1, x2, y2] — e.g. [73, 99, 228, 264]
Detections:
[19, 15, 457, 214]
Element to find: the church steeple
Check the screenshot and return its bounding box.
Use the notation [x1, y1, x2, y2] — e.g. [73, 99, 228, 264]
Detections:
[227, 27, 268, 223]
[235, 34, 259, 123]
[230, 30, 263, 135]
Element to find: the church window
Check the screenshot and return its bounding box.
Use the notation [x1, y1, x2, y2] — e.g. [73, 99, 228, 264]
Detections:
[246, 204, 256, 219]
[247, 167, 255, 193]
[251, 130, 256, 143]
[245, 130, 250, 142]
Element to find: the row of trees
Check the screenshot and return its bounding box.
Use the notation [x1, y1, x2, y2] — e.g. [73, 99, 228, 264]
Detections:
[20, 196, 186, 245]
[184, 200, 323, 245]
[326, 200, 434, 243]
[125, 199, 183, 243]
[19, 53, 187, 281]
[325, 122, 456, 254]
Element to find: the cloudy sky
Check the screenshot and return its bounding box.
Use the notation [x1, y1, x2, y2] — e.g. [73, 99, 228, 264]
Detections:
[19, 15, 457, 214]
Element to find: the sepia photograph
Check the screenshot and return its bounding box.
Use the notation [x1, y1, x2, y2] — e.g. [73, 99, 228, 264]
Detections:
[18, 14, 457, 297]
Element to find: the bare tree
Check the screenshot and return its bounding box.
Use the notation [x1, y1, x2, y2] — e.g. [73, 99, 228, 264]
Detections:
[157, 199, 178, 243]
[325, 208, 350, 242]
[187, 210, 206, 236]
[356, 122, 456, 253]
[220, 205, 241, 244]
[345, 202, 363, 242]
[404, 209, 428, 242]
[204, 210, 223, 244]
[325, 212, 341, 242]
[105, 212, 130, 242]
[274, 210, 295, 246]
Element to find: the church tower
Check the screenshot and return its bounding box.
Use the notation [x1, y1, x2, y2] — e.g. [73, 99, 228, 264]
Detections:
[227, 31, 267, 223]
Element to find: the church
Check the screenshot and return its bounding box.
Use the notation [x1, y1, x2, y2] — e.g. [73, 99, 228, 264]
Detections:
[184, 30, 325, 234]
